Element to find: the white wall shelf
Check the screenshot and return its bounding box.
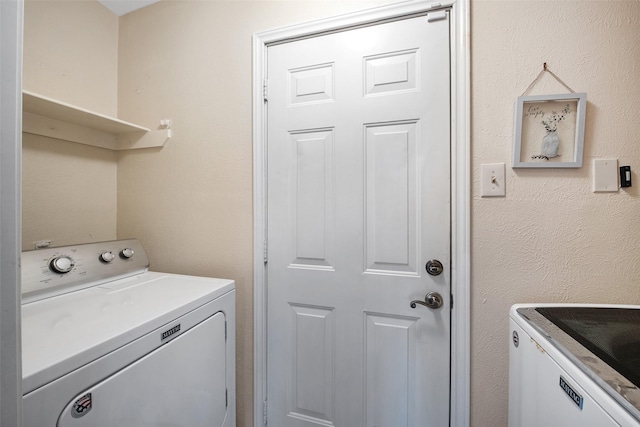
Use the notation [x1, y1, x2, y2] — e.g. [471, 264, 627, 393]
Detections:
[22, 90, 171, 150]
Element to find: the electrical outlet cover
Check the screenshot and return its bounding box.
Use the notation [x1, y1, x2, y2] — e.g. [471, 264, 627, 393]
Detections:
[593, 159, 618, 192]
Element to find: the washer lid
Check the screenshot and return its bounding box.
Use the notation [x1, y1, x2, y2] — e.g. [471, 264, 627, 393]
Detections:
[536, 306, 640, 389]
[515, 305, 640, 423]
[22, 271, 234, 394]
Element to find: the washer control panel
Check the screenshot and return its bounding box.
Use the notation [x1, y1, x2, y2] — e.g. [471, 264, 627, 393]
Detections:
[22, 239, 149, 303]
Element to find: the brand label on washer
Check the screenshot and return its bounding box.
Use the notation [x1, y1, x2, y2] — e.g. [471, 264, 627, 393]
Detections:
[71, 393, 92, 418]
[559, 376, 583, 409]
[161, 324, 181, 341]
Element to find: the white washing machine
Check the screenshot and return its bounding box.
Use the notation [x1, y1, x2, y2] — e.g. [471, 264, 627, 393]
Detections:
[509, 304, 640, 427]
[21, 239, 235, 427]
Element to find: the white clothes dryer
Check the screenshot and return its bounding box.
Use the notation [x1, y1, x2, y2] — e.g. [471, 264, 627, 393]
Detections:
[21, 239, 235, 427]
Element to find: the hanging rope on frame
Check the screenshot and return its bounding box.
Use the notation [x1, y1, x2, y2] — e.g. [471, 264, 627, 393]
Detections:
[521, 63, 576, 96]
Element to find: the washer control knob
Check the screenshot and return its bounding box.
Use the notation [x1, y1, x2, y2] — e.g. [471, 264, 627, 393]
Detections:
[100, 251, 116, 263]
[49, 256, 75, 274]
[120, 248, 135, 259]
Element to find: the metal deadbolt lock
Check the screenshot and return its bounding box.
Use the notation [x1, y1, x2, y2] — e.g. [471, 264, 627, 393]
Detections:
[425, 259, 444, 276]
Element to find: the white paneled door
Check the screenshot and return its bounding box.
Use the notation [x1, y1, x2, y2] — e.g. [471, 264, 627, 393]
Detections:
[266, 10, 451, 427]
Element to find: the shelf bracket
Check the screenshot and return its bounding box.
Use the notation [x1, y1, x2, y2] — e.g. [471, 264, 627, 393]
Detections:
[115, 128, 172, 150]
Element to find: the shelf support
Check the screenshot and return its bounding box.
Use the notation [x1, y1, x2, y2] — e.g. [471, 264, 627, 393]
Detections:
[115, 129, 172, 150]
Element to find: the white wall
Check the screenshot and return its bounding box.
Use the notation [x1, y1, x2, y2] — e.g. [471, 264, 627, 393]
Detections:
[23, 0, 118, 115]
[22, 0, 118, 248]
[471, 1, 640, 425]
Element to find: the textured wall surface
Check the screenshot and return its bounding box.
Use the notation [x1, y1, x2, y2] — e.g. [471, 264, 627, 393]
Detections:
[22, 135, 118, 248]
[22, 0, 118, 248]
[471, 1, 640, 426]
[115, 2, 390, 426]
[23, 0, 118, 115]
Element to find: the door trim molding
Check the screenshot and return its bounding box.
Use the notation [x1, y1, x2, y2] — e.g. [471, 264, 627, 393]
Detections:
[252, 1, 470, 425]
[0, 0, 24, 425]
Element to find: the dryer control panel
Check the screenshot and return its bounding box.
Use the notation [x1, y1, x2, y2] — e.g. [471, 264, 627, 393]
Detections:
[22, 239, 149, 304]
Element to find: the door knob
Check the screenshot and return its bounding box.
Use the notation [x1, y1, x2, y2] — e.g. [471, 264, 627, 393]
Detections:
[425, 259, 444, 276]
[410, 291, 444, 309]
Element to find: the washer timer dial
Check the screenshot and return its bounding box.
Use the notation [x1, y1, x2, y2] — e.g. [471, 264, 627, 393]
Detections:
[49, 256, 75, 274]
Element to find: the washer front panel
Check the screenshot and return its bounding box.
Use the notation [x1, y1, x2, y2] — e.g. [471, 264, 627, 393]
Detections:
[57, 312, 227, 426]
[23, 289, 236, 427]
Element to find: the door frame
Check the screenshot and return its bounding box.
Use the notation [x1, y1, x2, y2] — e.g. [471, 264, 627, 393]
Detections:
[0, 0, 24, 425]
[252, 1, 470, 425]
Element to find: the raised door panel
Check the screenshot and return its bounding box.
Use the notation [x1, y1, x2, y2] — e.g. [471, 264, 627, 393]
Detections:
[365, 313, 418, 427]
[365, 121, 418, 275]
[364, 49, 419, 97]
[287, 304, 335, 426]
[288, 129, 335, 270]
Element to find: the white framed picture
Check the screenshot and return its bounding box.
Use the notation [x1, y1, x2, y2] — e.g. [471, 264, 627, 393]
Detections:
[513, 93, 587, 168]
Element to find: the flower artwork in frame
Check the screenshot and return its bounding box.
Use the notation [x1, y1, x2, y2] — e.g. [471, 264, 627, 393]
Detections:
[512, 93, 587, 168]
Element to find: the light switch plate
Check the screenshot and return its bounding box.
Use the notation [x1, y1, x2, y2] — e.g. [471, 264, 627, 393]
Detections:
[480, 163, 506, 197]
[593, 159, 618, 192]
